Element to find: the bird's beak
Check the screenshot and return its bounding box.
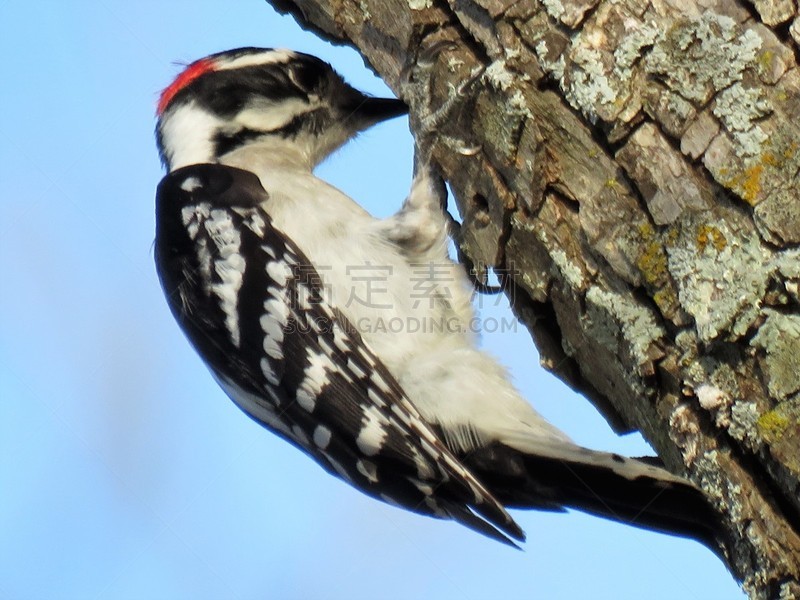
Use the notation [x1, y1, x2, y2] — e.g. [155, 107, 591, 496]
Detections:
[348, 97, 408, 129]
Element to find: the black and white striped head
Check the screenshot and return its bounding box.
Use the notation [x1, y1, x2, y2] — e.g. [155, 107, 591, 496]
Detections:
[156, 48, 407, 171]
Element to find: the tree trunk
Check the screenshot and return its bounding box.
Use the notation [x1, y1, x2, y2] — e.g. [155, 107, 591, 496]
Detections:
[267, 0, 800, 595]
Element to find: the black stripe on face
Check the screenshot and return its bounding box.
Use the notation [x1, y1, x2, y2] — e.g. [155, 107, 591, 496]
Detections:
[214, 128, 267, 157]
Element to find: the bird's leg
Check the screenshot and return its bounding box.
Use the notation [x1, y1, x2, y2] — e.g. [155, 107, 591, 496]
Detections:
[374, 41, 475, 260]
[372, 146, 450, 263]
[400, 44, 500, 293]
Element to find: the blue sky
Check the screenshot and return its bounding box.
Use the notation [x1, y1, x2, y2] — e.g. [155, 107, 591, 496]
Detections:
[0, 1, 741, 598]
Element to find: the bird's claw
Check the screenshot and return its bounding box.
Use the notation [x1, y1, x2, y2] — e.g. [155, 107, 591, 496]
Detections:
[403, 41, 485, 166]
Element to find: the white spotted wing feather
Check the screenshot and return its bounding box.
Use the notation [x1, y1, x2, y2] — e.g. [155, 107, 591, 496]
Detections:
[154, 163, 524, 545]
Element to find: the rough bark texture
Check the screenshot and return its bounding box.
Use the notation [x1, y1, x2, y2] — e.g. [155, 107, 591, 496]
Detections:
[266, 0, 800, 596]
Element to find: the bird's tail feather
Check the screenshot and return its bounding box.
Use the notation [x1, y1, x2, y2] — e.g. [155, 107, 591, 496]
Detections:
[461, 441, 722, 553]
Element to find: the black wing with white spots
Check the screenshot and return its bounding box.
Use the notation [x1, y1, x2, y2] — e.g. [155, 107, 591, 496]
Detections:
[154, 163, 524, 545]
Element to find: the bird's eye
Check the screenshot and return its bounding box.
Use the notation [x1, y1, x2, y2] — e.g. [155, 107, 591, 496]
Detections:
[288, 61, 323, 95]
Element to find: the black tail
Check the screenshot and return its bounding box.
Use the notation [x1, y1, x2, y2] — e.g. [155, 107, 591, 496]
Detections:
[461, 442, 722, 553]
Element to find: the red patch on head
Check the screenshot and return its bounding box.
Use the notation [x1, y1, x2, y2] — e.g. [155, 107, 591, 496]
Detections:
[157, 58, 216, 115]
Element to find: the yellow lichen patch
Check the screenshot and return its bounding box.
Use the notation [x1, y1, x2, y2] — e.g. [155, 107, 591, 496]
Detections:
[721, 166, 758, 204]
[757, 406, 800, 475]
[664, 226, 680, 247]
[637, 241, 668, 283]
[636, 223, 667, 283]
[757, 409, 790, 438]
[721, 141, 800, 206]
[653, 287, 678, 311]
[634, 223, 678, 316]
[757, 50, 775, 73]
[638, 222, 655, 240]
[739, 163, 763, 205]
[761, 152, 778, 167]
[720, 152, 768, 206]
[696, 224, 727, 252]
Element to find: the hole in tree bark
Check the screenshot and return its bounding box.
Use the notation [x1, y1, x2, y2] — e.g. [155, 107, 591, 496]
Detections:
[471, 193, 491, 227]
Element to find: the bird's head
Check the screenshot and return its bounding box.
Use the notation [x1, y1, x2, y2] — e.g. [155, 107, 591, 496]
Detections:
[156, 47, 407, 171]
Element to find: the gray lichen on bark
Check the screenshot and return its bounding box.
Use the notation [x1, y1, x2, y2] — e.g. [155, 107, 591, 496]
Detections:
[267, 0, 800, 596]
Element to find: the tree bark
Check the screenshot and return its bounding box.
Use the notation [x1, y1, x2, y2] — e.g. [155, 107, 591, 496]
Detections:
[267, 0, 800, 595]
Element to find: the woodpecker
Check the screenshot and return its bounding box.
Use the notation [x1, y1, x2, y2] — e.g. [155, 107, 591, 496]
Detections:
[154, 47, 719, 549]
